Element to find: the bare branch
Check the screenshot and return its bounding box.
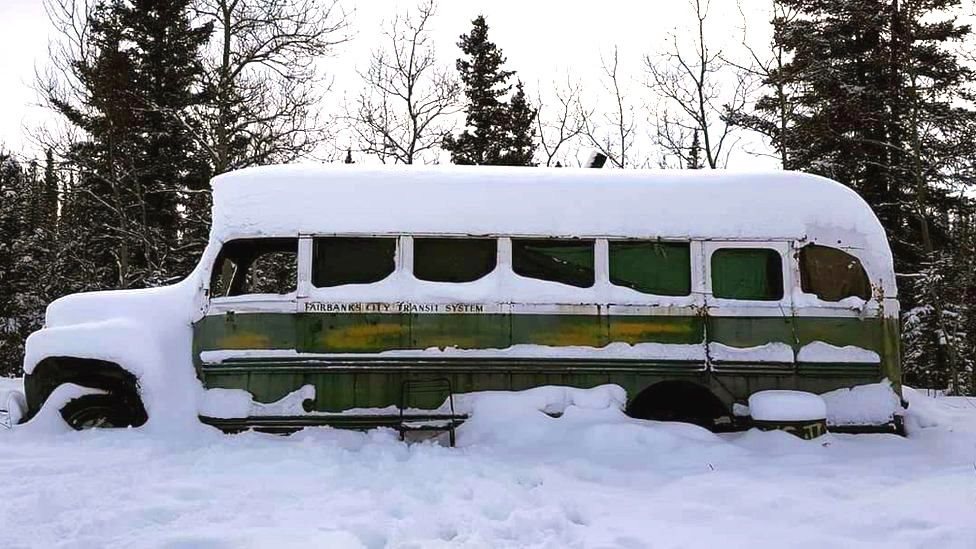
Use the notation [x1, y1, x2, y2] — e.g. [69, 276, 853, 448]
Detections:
[643, 0, 756, 168]
[192, 0, 351, 173]
[346, 1, 460, 164]
[534, 76, 585, 167]
[579, 47, 639, 168]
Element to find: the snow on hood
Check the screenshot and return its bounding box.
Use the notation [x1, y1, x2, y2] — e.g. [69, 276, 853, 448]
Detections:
[43, 280, 198, 329]
[24, 268, 208, 433]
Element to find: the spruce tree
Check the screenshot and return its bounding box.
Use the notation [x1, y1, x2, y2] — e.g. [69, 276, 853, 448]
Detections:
[122, 0, 213, 280]
[0, 153, 58, 376]
[504, 81, 537, 166]
[687, 131, 703, 170]
[0, 154, 25, 375]
[52, 0, 212, 288]
[443, 16, 537, 166]
[759, 0, 976, 391]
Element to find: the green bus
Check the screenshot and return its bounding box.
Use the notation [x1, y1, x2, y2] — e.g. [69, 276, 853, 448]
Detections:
[20, 165, 901, 434]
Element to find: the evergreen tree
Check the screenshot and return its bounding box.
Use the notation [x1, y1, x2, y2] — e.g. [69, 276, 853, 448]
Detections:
[122, 0, 213, 280]
[687, 131, 703, 170]
[51, 0, 212, 288]
[504, 81, 537, 166]
[42, 149, 59, 230]
[0, 154, 26, 375]
[759, 0, 976, 391]
[443, 16, 537, 166]
[0, 153, 58, 376]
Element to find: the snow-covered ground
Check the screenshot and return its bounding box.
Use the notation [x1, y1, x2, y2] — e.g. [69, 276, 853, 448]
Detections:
[0, 381, 974, 549]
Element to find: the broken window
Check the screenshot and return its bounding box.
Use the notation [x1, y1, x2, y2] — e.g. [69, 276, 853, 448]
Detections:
[512, 239, 595, 288]
[711, 248, 783, 301]
[413, 238, 497, 283]
[313, 237, 396, 287]
[210, 238, 298, 297]
[609, 241, 691, 296]
[798, 245, 870, 301]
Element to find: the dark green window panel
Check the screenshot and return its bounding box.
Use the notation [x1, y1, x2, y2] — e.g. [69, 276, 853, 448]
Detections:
[312, 237, 396, 287]
[414, 238, 497, 283]
[512, 239, 594, 288]
[798, 244, 870, 301]
[609, 241, 691, 296]
[711, 248, 783, 300]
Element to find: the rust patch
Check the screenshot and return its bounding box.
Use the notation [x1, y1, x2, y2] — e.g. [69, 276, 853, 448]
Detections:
[610, 320, 694, 342]
[217, 332, 273, 349]
[415, 333, 487, 350]
[530, 324, 605, 347]
[319, 322, 405, 349]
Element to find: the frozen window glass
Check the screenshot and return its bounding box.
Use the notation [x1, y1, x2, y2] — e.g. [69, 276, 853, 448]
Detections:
[211, 238, 298, 297]
[313, 237, 396, 287]
[711, 248, 783, 300]
[414, 238, 497, 283]
[512, 239, 594, 288]
[798, 245, 870, 301]
[609, 241, 691, 296]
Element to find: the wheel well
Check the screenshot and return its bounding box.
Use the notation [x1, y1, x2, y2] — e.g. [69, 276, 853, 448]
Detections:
[24, 357, 147, 425]
[625, 380, 729, 428]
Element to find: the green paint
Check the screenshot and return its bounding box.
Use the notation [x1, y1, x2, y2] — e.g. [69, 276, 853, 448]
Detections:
[609, 241, 691, 296]
[193, 309, 900, 415]
[707, 316, 796, 349]
[711, 249, 784, 300]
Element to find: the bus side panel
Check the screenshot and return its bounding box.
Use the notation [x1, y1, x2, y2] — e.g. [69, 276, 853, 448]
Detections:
[193, 312, 895, 413]
[706, 316, 796, 349]
[299, 312, 411, 353]
[194, 312, 296, 355]
[607, 315, 704, 345]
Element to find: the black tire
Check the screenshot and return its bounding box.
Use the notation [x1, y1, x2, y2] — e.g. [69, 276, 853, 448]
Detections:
[60, 394, 146, 430]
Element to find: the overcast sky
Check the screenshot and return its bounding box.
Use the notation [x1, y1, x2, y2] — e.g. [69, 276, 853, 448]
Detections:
[0, 0, 773, 166]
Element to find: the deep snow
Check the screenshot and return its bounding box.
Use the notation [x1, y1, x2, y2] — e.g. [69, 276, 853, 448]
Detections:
[0, 381, 974, 549]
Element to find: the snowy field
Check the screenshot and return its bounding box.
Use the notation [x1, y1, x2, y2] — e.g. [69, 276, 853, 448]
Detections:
[1, 379, 975, 549]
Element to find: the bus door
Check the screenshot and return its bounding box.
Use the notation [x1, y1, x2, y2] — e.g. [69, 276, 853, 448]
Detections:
[197, 237, 301, 401]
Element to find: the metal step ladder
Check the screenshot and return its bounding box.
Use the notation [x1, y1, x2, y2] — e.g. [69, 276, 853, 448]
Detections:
[398, 378, 464, 447]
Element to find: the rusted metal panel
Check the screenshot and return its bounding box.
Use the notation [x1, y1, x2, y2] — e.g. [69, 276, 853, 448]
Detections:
[195, 312, 296, 353]
[410, 313, 509, 350]
[510, 313, 607, 348]
[193, 308, 901, 412]
[299, 312, 410, 353]
[608, 315, 703, 345]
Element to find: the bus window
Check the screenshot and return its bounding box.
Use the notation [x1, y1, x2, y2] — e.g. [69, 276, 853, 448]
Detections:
[798, 245, 870, 301]
[711, 248, 783, 300]
[609, 241, 691, 296]
[210, 238, 298, 297]
[414, 238, 497, 283]
[313, 237, 396, 287]
[512, 239, 595, 288]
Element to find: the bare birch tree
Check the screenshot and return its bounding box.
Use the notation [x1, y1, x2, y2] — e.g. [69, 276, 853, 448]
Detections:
[580, 47, 639, 168]
[348, 1, 460, 164]
[534, 77, 585, 167]
[193, 0, 350, 173]
[644, 0, 754, 169]
[723, 0, 800, 169]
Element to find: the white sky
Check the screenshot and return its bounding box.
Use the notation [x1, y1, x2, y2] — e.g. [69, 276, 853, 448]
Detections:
[0, 0, 775, 166]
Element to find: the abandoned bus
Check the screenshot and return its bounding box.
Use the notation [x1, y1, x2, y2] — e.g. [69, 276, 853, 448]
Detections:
[20, 164, 901, 433]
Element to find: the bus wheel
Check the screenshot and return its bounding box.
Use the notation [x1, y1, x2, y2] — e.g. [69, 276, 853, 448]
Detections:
[60, 394, 146, 430]
[625, 381, 728, 429]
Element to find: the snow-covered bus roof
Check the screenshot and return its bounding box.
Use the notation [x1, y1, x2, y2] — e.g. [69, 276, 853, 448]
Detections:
[210, 164, 896, 292]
